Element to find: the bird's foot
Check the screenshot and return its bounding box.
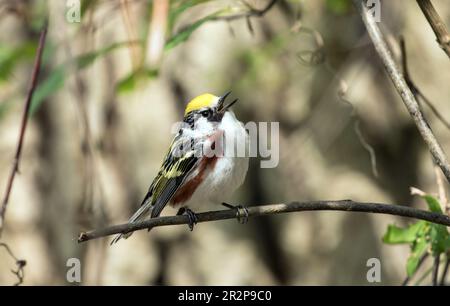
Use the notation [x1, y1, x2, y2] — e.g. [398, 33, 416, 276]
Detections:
[184, 208, 198, 231]
[222, 202, 249, 224]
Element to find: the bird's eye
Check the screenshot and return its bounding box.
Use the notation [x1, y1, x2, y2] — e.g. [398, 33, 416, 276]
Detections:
[201, 110, 210, 118]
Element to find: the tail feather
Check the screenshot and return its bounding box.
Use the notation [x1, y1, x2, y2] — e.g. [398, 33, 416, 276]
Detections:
[110, 231, 133, 245]
[110, 202, 153, 245]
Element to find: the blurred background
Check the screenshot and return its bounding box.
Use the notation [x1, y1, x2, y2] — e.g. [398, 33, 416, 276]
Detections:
[0, 0, 450, 285]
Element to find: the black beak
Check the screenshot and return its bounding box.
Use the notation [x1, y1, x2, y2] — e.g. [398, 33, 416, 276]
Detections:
[217, 91, 238, 114]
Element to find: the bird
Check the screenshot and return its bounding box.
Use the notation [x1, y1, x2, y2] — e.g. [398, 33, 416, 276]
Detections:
[111, 91, 249, 244]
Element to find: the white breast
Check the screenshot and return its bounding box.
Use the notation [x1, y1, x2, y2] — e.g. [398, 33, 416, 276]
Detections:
[183, 111, 249, 211]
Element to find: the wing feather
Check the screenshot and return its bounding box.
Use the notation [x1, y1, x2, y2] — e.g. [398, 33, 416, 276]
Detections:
[111, 129, 203, 244]
[144, 133, 201, 218]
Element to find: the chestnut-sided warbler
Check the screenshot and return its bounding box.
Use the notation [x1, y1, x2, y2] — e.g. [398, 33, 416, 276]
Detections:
[111, 92, 249, 244]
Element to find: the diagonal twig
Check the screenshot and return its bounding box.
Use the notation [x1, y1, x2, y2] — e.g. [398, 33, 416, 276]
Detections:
[352, 0, 450, 184]
[293, 23, 378, 178]
[416, 0, 450, 59]
[402, 253, 429, 286]
[432, 254, 440, 286]
[400, 37, 450, 131]
[337, 81, 379, 178]
[0, 23, 48, 236]
[440, 256, 449, 286]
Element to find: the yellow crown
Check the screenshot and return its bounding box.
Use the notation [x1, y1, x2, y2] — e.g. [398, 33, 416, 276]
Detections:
[184, 93, 217, 116]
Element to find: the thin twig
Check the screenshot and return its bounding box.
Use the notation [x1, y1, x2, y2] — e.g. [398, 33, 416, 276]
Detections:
[353, 0, 450, 184]
[401, 37, 450, 212]
[0, 23, 48, 236]
[0, 243, 26, 286]
[292, 23, 378, 178]
[440, 256, 449, 286]
[78, 200, 450, 243]
[434, 165, 448, 212]
[400, 37, 450, 131]
[432, 254, 440, 286]
[337, 81, 379, 178]
[402, 253, 429, 286]
[414, 265, 434, 285]
[416, 0, 450, 59]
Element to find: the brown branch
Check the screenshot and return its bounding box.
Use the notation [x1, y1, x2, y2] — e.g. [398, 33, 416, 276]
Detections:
[416, 0, 450, 59]
[353, 0, 450, 184]
[440, 257, 449, 286]
[432, 254, 440, 286]
[0, 23, 48, 236]
[78, 200, 450, 243]
[0, 243, 26, 286]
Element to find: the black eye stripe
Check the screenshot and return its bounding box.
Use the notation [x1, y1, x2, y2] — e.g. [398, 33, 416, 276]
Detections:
[184, 109, 215, 127]
[201, 109, 212, 118]
[183, 113, 195, 128]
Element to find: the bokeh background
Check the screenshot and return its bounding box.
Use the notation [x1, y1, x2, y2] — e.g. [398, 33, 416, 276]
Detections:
[1, 0, 450, 285]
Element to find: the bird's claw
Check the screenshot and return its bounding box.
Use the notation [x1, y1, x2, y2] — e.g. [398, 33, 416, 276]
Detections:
[185, 208, 198, 231]
[222, 203, 249, 224]
[236, 205, 249, 224]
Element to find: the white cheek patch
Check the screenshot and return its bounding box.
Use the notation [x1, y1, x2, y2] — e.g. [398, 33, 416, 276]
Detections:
[194, 117, 215, 134]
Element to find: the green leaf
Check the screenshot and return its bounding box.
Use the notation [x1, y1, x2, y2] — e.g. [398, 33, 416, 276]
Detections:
[116, 72, 137, 93]
[116, 68, 158, 94]
[423, 195, 443, 213]
[384, 191, 450, 278]
[419, 194, 449, 255]
[382, 221, 426, 244]
[326, 0, 351, 14]
[429, 223, 450, 255]
[81, 0, 98, 16]
[168, 0, 210, 31]
[30, 66, 65, 114]
[0, 42, 36, 82]
[406, 235, 428, 277]
[165, 10, 222, 51]
[382, 221, 430, 277]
